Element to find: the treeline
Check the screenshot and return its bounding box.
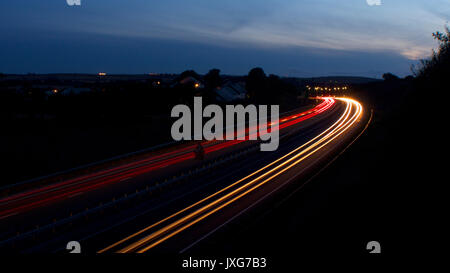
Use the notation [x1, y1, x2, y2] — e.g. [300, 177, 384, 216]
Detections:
[0, 67, 301, 127]
[0, 67, 303, 183]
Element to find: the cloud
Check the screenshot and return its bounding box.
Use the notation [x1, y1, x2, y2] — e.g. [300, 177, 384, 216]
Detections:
[1, 0, 445, 75]
[0, 29, 412, 77]
[366, 0, 382, 6]
[2, 0, 440, 61]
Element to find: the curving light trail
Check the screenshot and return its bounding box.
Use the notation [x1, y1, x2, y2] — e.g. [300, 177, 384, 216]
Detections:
[0, 99, 335, 219]
[99, 97, 363, 253]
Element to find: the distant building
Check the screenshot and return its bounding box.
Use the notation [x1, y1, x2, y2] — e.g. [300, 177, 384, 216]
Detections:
[178, 76, 204, 89]
[215, 81, 247, 102]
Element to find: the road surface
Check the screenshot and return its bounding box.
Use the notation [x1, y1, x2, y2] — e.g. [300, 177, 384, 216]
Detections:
[0, 97, 367, 254]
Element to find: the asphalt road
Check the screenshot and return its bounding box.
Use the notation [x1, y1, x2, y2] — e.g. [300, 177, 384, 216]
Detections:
[0, 99, 333, 220]
[0, 97, 368, 254]
[96, 98, 365, 254]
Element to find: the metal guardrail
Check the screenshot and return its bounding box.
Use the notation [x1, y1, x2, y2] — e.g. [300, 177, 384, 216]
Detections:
[0, 142, 263, 248]
[0, 102, 327, 249]
[0, 104, 315, 194]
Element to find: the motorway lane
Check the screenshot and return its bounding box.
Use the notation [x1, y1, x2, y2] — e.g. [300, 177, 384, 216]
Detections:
[0, 99, 334, 222]
[180, 99, 369, 255]
[32, 97, 354, 254]
[96, 98, 365, 254]
[1, 98, 344, 253]
[0, 99, 335, 241]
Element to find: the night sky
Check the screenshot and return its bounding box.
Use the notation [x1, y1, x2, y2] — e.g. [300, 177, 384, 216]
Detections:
[1, 0, 448, 78]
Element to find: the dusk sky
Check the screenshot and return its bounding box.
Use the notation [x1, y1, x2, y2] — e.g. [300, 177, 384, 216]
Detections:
[1, 0, 449, 78]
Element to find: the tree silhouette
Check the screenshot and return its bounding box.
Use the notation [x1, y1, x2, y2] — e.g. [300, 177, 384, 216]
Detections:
[204, 69, 222, 90]
[246, 67, 267, 102]
[414, 25, 449, 85]
[179, 70, 201, 81]
[203, 69, 222, 103]
[382, 73, 400, 81]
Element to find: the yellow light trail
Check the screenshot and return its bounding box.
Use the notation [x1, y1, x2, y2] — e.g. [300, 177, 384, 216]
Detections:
[99, 97, 363, 254]
[98, 98, 337, 253]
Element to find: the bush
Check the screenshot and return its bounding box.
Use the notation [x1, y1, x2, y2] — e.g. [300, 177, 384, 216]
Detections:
[413, 25, 450, 84]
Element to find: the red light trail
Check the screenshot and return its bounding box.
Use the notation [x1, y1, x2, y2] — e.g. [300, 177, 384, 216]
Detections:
[0, 98, 335, 219]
